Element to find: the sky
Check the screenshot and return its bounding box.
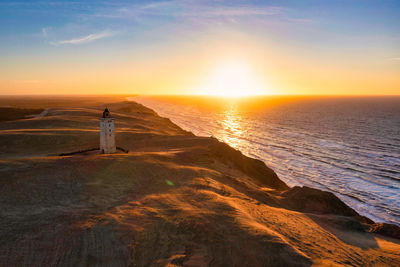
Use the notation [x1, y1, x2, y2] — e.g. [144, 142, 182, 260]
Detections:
[0, 0, 399, 95]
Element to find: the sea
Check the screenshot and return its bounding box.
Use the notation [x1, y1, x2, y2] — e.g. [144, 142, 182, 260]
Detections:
[131, 96, 400, 225]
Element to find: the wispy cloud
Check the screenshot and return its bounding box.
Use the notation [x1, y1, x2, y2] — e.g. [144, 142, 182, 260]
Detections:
[50, 30, 114, 45]
[201, 6, 283, 17]
[94, 1, 283, 19]
[142, 1, 283, 16]
[42, 27, 51, 37]
[39, 1, 306, 47]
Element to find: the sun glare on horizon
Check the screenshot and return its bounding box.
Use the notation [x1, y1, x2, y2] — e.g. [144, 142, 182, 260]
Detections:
[197, 61, 267, 98]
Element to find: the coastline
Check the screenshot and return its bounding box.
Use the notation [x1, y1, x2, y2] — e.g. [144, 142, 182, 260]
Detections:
[0, 99, 399, 266]
[130, 95, 400, 226]
[132, 99, 400, 235]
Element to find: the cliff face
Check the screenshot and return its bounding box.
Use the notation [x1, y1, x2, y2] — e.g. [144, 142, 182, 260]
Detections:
[0, 100, 399, 266]
[209, 140, 289, 191]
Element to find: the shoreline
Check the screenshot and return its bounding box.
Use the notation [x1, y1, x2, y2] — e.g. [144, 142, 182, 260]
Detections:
[130, 95, 400, 227]
[0, 99, 399, 265]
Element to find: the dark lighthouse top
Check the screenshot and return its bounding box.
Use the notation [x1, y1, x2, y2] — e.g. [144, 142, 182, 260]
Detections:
[102, 108, 111, 118]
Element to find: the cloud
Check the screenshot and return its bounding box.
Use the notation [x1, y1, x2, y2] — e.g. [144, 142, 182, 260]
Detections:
[188, 6, 283, 17]
[42, 27, 51, 37]
[94, 1, 283, 19]
[50, 31, 114, 45]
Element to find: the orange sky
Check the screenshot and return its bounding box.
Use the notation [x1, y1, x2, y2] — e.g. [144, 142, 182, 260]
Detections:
[1, 1, 399, 96]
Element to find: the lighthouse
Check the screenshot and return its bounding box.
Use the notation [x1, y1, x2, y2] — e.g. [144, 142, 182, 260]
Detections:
[100, 108, 116, 154]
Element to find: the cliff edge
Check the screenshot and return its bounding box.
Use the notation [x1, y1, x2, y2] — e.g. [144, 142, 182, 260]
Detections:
[0, 99, 399, 266]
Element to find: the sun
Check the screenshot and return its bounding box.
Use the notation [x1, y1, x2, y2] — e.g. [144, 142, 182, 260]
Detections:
[197, 61, 265, 97]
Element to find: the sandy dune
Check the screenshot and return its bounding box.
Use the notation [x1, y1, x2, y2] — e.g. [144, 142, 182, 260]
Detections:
[0, 99, 399, 266]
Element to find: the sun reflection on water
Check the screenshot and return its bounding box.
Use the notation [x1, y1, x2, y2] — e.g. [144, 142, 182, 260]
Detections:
[219, 103, 245, 149]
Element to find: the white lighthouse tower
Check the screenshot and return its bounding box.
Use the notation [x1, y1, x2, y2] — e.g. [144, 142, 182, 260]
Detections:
[100, 108, 116, 154]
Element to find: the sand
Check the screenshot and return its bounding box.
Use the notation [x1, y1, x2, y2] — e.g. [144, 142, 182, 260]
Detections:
[0, 98, 399, 266]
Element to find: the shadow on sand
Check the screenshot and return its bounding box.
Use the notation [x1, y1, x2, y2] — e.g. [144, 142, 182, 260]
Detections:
[307, 213, 380, 249]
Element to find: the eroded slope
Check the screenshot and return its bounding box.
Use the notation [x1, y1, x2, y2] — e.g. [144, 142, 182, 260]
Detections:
[0, 100, 399, 266]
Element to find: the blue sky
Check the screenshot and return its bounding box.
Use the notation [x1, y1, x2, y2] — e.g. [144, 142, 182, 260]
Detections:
[0, 0, 397, 53]
[0, 0, 399, 95]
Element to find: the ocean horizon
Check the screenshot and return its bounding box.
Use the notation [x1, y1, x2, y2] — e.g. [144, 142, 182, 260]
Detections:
[132, 95, 400, 226]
